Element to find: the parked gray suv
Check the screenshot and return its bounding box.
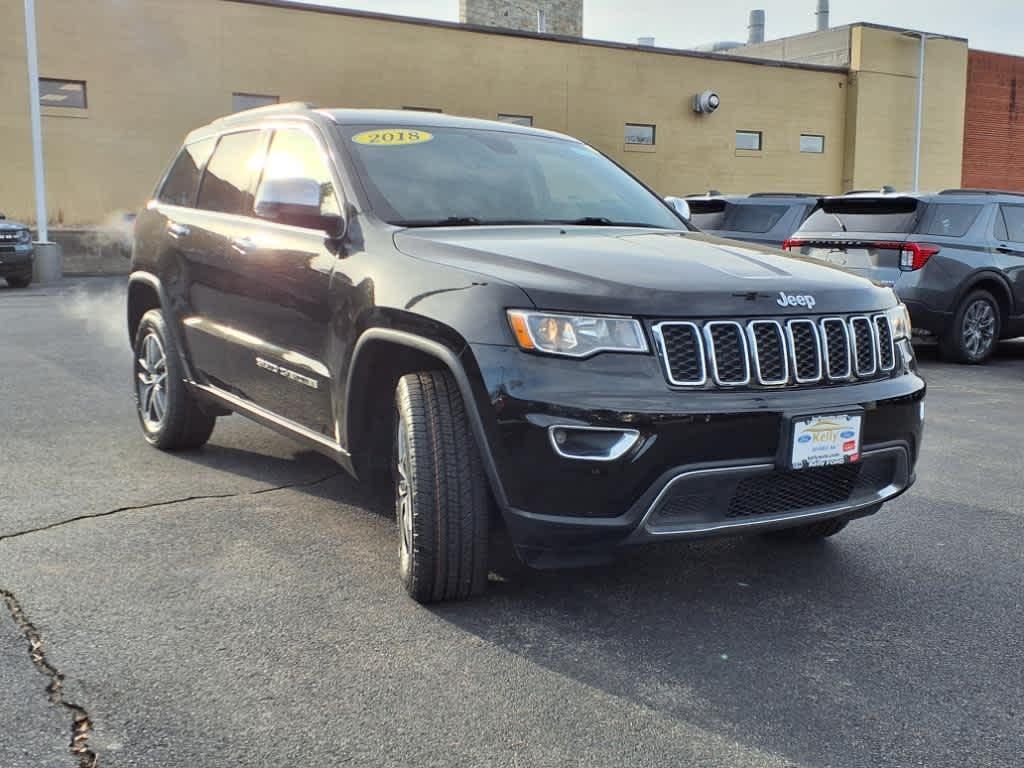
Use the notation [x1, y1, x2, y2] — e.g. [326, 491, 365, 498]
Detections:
[785, 190, 1024, 363]
[686, 193, 819, 248]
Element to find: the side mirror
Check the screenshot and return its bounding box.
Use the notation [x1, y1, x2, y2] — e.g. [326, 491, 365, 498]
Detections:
[255, 177, 341, 235]
[664, 196, 691, 220]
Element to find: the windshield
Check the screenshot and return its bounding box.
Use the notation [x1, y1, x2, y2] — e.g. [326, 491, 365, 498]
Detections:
[338, 125, 685, 229]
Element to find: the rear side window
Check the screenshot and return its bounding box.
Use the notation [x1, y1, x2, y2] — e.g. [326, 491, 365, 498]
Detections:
[721, 204, 790, 234]
[197, 130, 266, 215]
[158, 138, 215, 207]
[998, 205, 1024, 243]
[916, 204, 982, 238]
[687, 199, 726, 230]
[800, 198, 920, 234]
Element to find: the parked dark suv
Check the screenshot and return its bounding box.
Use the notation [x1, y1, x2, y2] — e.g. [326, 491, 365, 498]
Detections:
[0, 213, 35, 288]
[785, 190, 1024, 363]
[129, 105, 925, 602]
[686, 193, 819, 247]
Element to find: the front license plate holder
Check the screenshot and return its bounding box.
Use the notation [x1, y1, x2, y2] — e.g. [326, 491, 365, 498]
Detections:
[788, 413, 862, 470]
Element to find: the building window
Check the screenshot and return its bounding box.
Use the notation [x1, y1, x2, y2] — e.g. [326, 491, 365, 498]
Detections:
[624, 123, 656, 146]
[800, 134, 825, 153]
[232, 93, 279, 113]
[498, 114, 533, 126]
[402, 106, 442, 113]
[39, 78, 87, 109]
[736, 131, 763, 151]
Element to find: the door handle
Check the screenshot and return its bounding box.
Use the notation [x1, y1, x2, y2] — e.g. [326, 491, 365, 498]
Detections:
[231, 236, 256, 254]
[996, 245, 1018, 255]
[166, 222, 190, 238]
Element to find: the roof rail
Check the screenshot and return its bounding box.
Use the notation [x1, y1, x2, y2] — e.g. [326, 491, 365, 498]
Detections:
[213, 101, 317, 124]
[938, 188, 1024, 197]
[748, 192, 822, 198]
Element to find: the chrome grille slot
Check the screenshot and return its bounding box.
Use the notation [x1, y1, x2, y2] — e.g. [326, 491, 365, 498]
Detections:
[786, 320, 822, 383]
[820, 318, 852, 380]
[652, 322, 706, 386]
[873, 314, 896, 371]
[704, 321, 750, 386]
[850, 317, 877, 376]
[747, 320, 788, 385]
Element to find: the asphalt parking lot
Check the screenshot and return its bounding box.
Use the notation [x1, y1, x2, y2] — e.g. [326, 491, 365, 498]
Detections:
[1, 276, 1022, 768]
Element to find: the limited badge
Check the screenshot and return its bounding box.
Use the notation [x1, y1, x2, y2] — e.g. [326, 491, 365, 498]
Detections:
[351, 128, 433, 146]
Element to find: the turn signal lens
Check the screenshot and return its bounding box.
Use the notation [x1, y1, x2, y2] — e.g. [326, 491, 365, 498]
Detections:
[506, 310, 648, 358]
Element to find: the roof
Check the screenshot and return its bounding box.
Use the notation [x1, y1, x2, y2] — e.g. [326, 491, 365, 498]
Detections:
[224, 0, 849, 75]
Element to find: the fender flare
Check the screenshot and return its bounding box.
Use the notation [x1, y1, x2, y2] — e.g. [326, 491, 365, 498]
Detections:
[344, 327, 510, 510]
[953, 269, 1016, 318]
[127, 270, 196, 381]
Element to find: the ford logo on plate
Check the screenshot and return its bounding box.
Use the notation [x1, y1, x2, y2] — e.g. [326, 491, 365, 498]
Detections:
[840, 430, 856, 439]
[798, 434, 813, 444]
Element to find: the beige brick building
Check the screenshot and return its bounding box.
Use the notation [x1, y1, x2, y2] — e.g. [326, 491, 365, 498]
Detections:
[0, 0, 971, 226]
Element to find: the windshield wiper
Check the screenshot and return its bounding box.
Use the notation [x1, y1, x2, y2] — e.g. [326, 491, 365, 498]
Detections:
[546, 217, 668, 228]
[393, 216, 483, 228]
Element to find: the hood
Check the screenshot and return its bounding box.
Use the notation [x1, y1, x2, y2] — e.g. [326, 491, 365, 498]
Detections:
[0, 219, 29, 232]
[394, 226, 897, 317]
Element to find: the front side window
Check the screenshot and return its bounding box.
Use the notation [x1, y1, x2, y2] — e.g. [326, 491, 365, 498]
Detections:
[917, 204, 982, 238]
[999, 205, 1024, 243]
[39, 78, 87, 108]
[257, 129, 341, 219]
[338, 125, 683, 229]
[158, 139, 216, 207]
[196, 130, 266, 215]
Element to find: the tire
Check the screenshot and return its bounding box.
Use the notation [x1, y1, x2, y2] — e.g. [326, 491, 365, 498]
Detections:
[768, 517, 849, 540]
[133, 309, 216, 450]
[5, 273, 32, 288]
[940, 289, 1001, 364]
[394, 371, 489, 603]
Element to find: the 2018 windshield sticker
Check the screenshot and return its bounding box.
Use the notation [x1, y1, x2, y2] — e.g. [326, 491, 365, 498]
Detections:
[352, 129, 434, 146]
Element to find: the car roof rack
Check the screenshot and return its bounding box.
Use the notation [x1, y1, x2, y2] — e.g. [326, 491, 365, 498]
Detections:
[213, 101, 317, 125]
[938, 188, 1024, 197]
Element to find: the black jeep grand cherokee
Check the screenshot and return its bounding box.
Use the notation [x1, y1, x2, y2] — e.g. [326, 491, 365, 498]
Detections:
[130, 105, 925, 602]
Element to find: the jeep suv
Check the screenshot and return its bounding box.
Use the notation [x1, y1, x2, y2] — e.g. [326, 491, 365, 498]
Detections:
[129, 105, 925, 602]
[785, 190, 1024, 363]
[0, 213, 35, 288]
[685, 193, 820, 247]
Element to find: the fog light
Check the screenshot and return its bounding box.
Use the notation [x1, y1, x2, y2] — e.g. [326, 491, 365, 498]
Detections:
[547, 425, 640, 461]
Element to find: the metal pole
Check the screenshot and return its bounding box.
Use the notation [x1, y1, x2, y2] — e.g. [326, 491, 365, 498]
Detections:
[912, 33, 925, 193]
[23, 0, 48, 242]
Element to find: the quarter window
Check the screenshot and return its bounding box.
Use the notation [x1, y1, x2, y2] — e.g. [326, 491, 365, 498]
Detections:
[232, 93, 278, 112]
[800, 134, 825, 153]
[196, 131, 266, 215]
[39, 78, 87, 109]
[257, 129, 341, 220]
[624, 123, 656, 146]
[158, 138, 216, 207]
[498, 114, 534, 126]
[736, 131, 763, 151]
[917, 204, 982, 238]
[999, 205, 1024, 243]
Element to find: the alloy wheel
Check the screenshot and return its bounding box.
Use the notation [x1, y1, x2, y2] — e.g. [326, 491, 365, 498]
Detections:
[136, 332, 168, 430]
[395, 417, 413, 571]
[962, 299, 996, 360]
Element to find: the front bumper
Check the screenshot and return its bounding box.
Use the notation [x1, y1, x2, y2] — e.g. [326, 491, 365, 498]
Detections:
[468, 342, 925, 565]
[0, 245, 34, 276]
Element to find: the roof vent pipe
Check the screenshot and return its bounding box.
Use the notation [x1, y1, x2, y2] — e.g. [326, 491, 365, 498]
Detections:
[815, 0, 829, 31]
[747, 9, 765, 44]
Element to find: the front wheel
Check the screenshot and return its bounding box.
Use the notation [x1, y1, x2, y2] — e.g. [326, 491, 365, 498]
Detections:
[940, 290, 1001, 364]
[394, 371, 490, 603]
[4, 273, 32, 288]
[133, 309, 216, 450]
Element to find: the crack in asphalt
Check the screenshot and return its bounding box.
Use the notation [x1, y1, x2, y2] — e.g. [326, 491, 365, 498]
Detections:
[0, 471, 344, 545]
[1, 588, 98, 768]
[0, 470, 342, 767]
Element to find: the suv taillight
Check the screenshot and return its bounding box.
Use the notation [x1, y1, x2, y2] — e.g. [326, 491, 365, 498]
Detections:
[899, 243, 940, 271]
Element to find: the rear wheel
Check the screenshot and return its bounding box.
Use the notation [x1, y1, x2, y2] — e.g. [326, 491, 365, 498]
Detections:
[394, 371, 489, 603]
[133, 309, 216, 450]
[5, 273, 32, 288]
[940, 290, 1000, 364]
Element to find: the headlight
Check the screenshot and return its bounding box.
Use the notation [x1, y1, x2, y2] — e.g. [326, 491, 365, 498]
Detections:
[886, 303, 912, 340]
[507, 310, 648, 358]
[18, 229, 32, 244]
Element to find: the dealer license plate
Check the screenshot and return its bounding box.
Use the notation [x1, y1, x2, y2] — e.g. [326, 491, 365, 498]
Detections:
[791, 414, 862, 469]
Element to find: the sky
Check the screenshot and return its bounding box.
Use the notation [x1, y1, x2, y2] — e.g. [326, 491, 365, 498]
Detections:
[313, 0, 1024, 56]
